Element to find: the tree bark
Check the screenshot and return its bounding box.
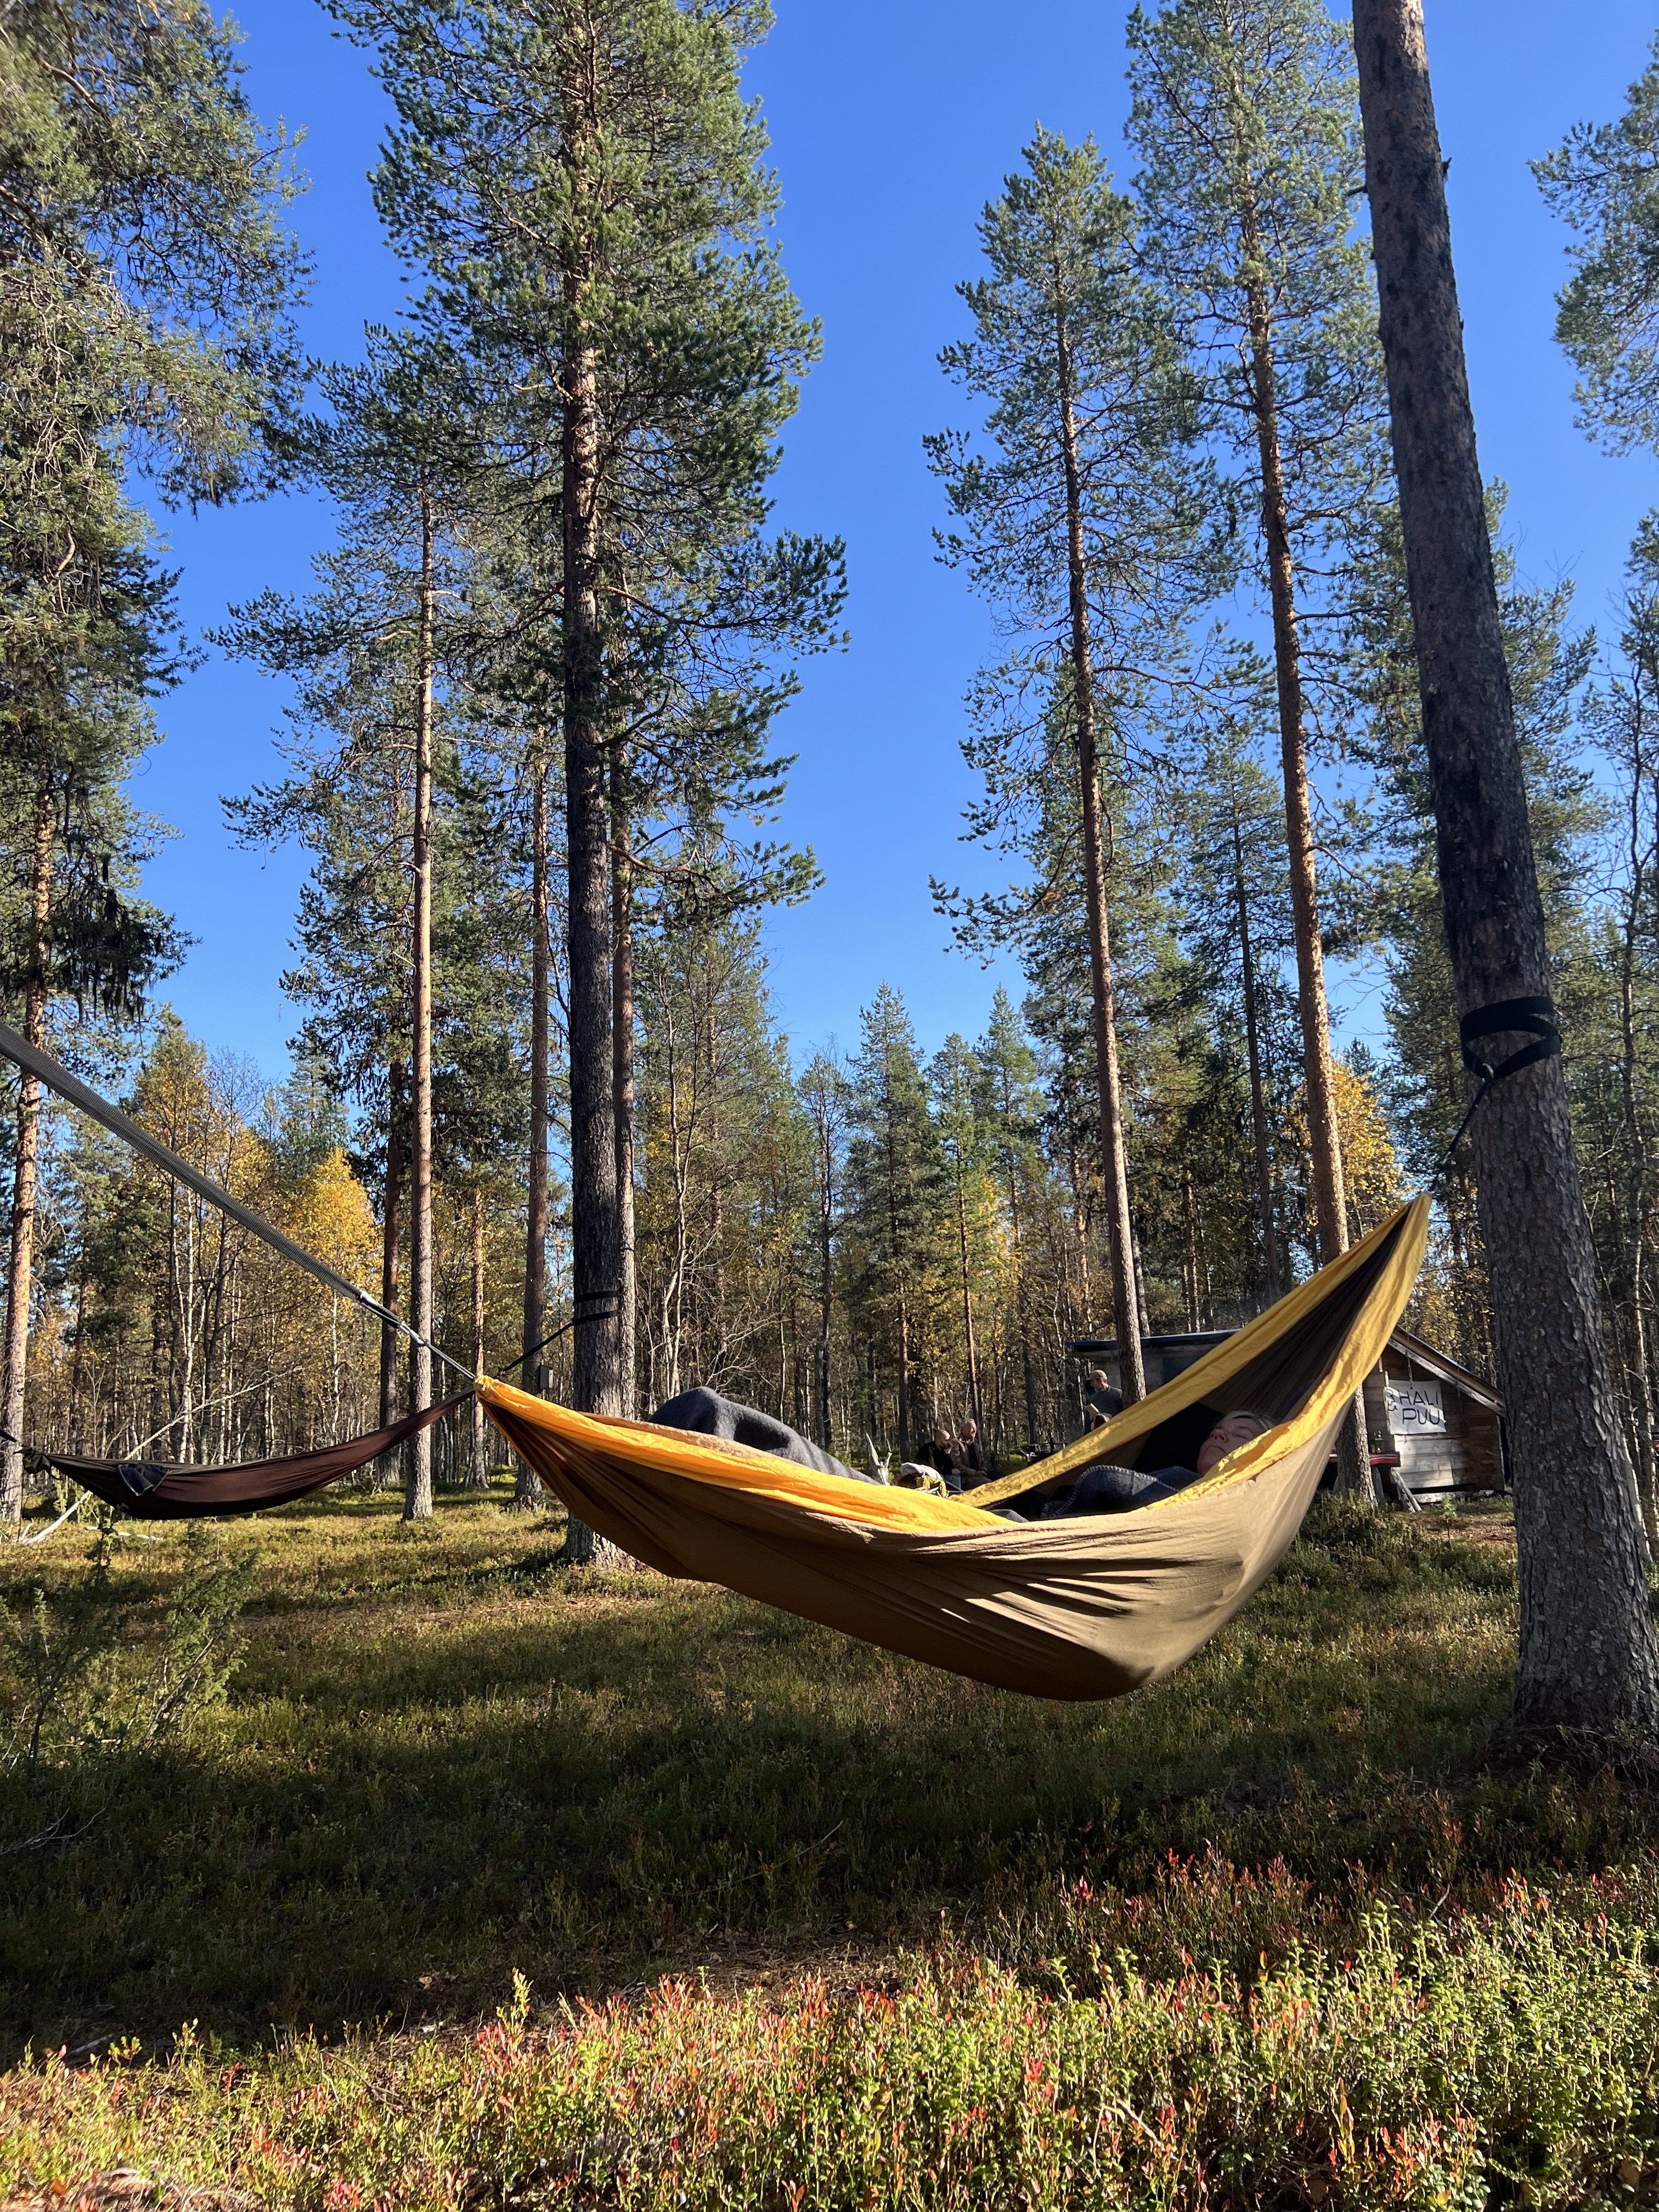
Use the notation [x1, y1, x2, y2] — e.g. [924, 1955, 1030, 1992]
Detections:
[561, 115, 622, 1558]
[470, 1184, 488, 1486]
[516, 745, 550, 1511]
[1354, 0, 1659, 1725]
[0, 774, 52, 1524]
[1231, 785, 1281, 1302]
[612, 767, 636, 1419]
[815, 1092, 834, 1450]
[404, 489, 436, 1522]
[1236, 184, 1370, 1496]
[379, 1059, 405, 1432]
[1055, 302, 1146, 1403]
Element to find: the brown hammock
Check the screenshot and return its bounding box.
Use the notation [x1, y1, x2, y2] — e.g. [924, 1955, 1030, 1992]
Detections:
[48, 1397, 465, 1520]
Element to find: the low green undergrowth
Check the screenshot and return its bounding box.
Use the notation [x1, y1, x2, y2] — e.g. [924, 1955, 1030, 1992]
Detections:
[4, 1490, 1658, 2205]
[5, 1869, 1659, 2208]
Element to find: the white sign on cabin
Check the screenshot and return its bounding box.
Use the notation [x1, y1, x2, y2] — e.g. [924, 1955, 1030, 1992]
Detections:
[1385, 1378, 1445, 1437]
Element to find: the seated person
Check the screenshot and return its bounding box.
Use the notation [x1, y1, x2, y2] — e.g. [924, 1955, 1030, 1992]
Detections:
[1082, 1367, 1122, 1430]
[955, 1415, 986, 1487]
[1037, 1409, 1272, 1520]
[650, 1386, 868, 1483]
[922, 1424, 963, 1494]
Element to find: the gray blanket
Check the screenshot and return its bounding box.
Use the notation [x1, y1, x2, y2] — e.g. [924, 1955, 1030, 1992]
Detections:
[650, 1387, 867, 1484]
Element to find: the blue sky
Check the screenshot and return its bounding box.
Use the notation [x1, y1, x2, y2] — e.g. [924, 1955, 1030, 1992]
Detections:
[140, 0, 1659, 1085]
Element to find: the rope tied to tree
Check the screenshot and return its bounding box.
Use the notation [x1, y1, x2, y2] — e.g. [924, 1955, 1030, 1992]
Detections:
[1433, 995, 1562, 1181]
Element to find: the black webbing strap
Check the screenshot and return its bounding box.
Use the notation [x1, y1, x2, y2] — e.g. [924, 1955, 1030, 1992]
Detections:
[502, 1288, 620, 1383]
[0, 1020, 476, 1386]
[1434, 994, 1562, 1180]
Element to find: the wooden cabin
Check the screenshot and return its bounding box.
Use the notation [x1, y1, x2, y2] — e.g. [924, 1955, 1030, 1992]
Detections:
[1070, 1324, 1505, 1498]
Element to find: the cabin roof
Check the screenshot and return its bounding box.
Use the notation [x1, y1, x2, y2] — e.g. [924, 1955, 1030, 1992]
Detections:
[1068, 1322, 1504, 1414]
[1383, 1325, 1502, 1412]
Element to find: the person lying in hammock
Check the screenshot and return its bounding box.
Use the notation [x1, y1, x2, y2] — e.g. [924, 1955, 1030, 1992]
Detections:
[1035, 1409, 1271, 1519]
[648, 1390, 1271, 1520]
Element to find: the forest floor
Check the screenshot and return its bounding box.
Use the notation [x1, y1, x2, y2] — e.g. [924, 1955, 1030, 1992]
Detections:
[2, 1488, 1658, 2207]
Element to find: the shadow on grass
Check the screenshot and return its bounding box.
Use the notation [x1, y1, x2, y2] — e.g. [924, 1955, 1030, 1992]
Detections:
[2, 1495, 1650, 2056]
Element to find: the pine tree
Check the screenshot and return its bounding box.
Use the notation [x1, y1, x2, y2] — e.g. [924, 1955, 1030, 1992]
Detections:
[846, 988, 939, 1463]
[332, 0, 844, 1522]
[973, 991, 1050, 1455]
[929, 1036, 991, 1445]
[1176, 711, 1299, 1302]
[221, 338, 495, 1518]
[797, 1052, 849, 1450]
[929, 126, 1218, 1403]
[1535, 38, 1659, 456]
[0, 0, 303, 1520]
[1356, 0, 1659, 1728]
[1128, 0, 1392, 1489]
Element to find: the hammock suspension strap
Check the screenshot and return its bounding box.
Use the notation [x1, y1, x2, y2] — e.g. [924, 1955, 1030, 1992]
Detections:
[0, 1019, 474, 1385]
[1435, 994, 1562, 1180]
[503, 1288, 620, 1383]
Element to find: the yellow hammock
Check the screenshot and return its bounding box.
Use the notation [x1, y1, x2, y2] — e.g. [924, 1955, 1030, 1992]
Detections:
[479, 1197, 1429, 1701]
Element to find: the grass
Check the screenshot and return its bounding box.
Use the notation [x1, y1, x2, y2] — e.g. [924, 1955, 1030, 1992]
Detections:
[3, 1487, 1659, 2207]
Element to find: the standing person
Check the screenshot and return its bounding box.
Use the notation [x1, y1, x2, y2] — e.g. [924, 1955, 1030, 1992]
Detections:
[1082, 1367, 1122, 1430]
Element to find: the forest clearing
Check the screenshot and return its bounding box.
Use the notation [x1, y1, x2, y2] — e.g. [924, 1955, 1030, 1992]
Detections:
[10, 1492, 1659, 2209]
[12, 0, 1659, 2200]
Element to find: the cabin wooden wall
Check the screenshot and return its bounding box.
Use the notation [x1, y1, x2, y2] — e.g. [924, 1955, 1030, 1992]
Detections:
[1364, 1348, 1504, 1494]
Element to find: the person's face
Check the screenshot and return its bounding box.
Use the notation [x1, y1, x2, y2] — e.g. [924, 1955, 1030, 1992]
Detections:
[933, 1429, 951, 1449]
[962, 1420, 977, 1441]
[1195, 1414, 1265, 1476]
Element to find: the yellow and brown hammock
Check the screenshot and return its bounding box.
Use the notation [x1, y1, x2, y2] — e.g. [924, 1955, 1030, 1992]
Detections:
[0, 1023, 1430, 1702]
[478, 1196, 1428, 1701]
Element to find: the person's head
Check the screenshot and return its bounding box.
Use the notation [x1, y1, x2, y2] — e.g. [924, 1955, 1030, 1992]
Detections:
[1088, 1368, 1110, 1391]
[933, 1425, 952, 1450]
[961, 1417, 977, 1440]
[1195, 1409, 1271, 1477]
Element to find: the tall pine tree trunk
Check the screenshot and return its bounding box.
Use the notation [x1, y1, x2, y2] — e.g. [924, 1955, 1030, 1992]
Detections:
[470, 1184, 488, 1486]
[1354, 0, 1659, 1726]
[517, 747, 550, 1509]
[815, 1095, 834, 1449]
[1056, 306, 1145, 1403]
[1238, 194, 1371, 1497]
[404, 489, 436, 1522]
[0, 774, 52, 1523]
[1618, 831, 1657, 1545]
[1232, 789, 1280, 1302]
[379, 1065, 406, 1429]
[378, 1058, 405, 1488]
[561, 142, 622, 1559]
[612, 770, 636, 1418]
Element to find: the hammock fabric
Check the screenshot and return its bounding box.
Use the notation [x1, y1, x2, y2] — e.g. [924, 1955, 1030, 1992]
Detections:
[50, 1397, 464, 1521]
[479, 1199, 1430, 1701]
